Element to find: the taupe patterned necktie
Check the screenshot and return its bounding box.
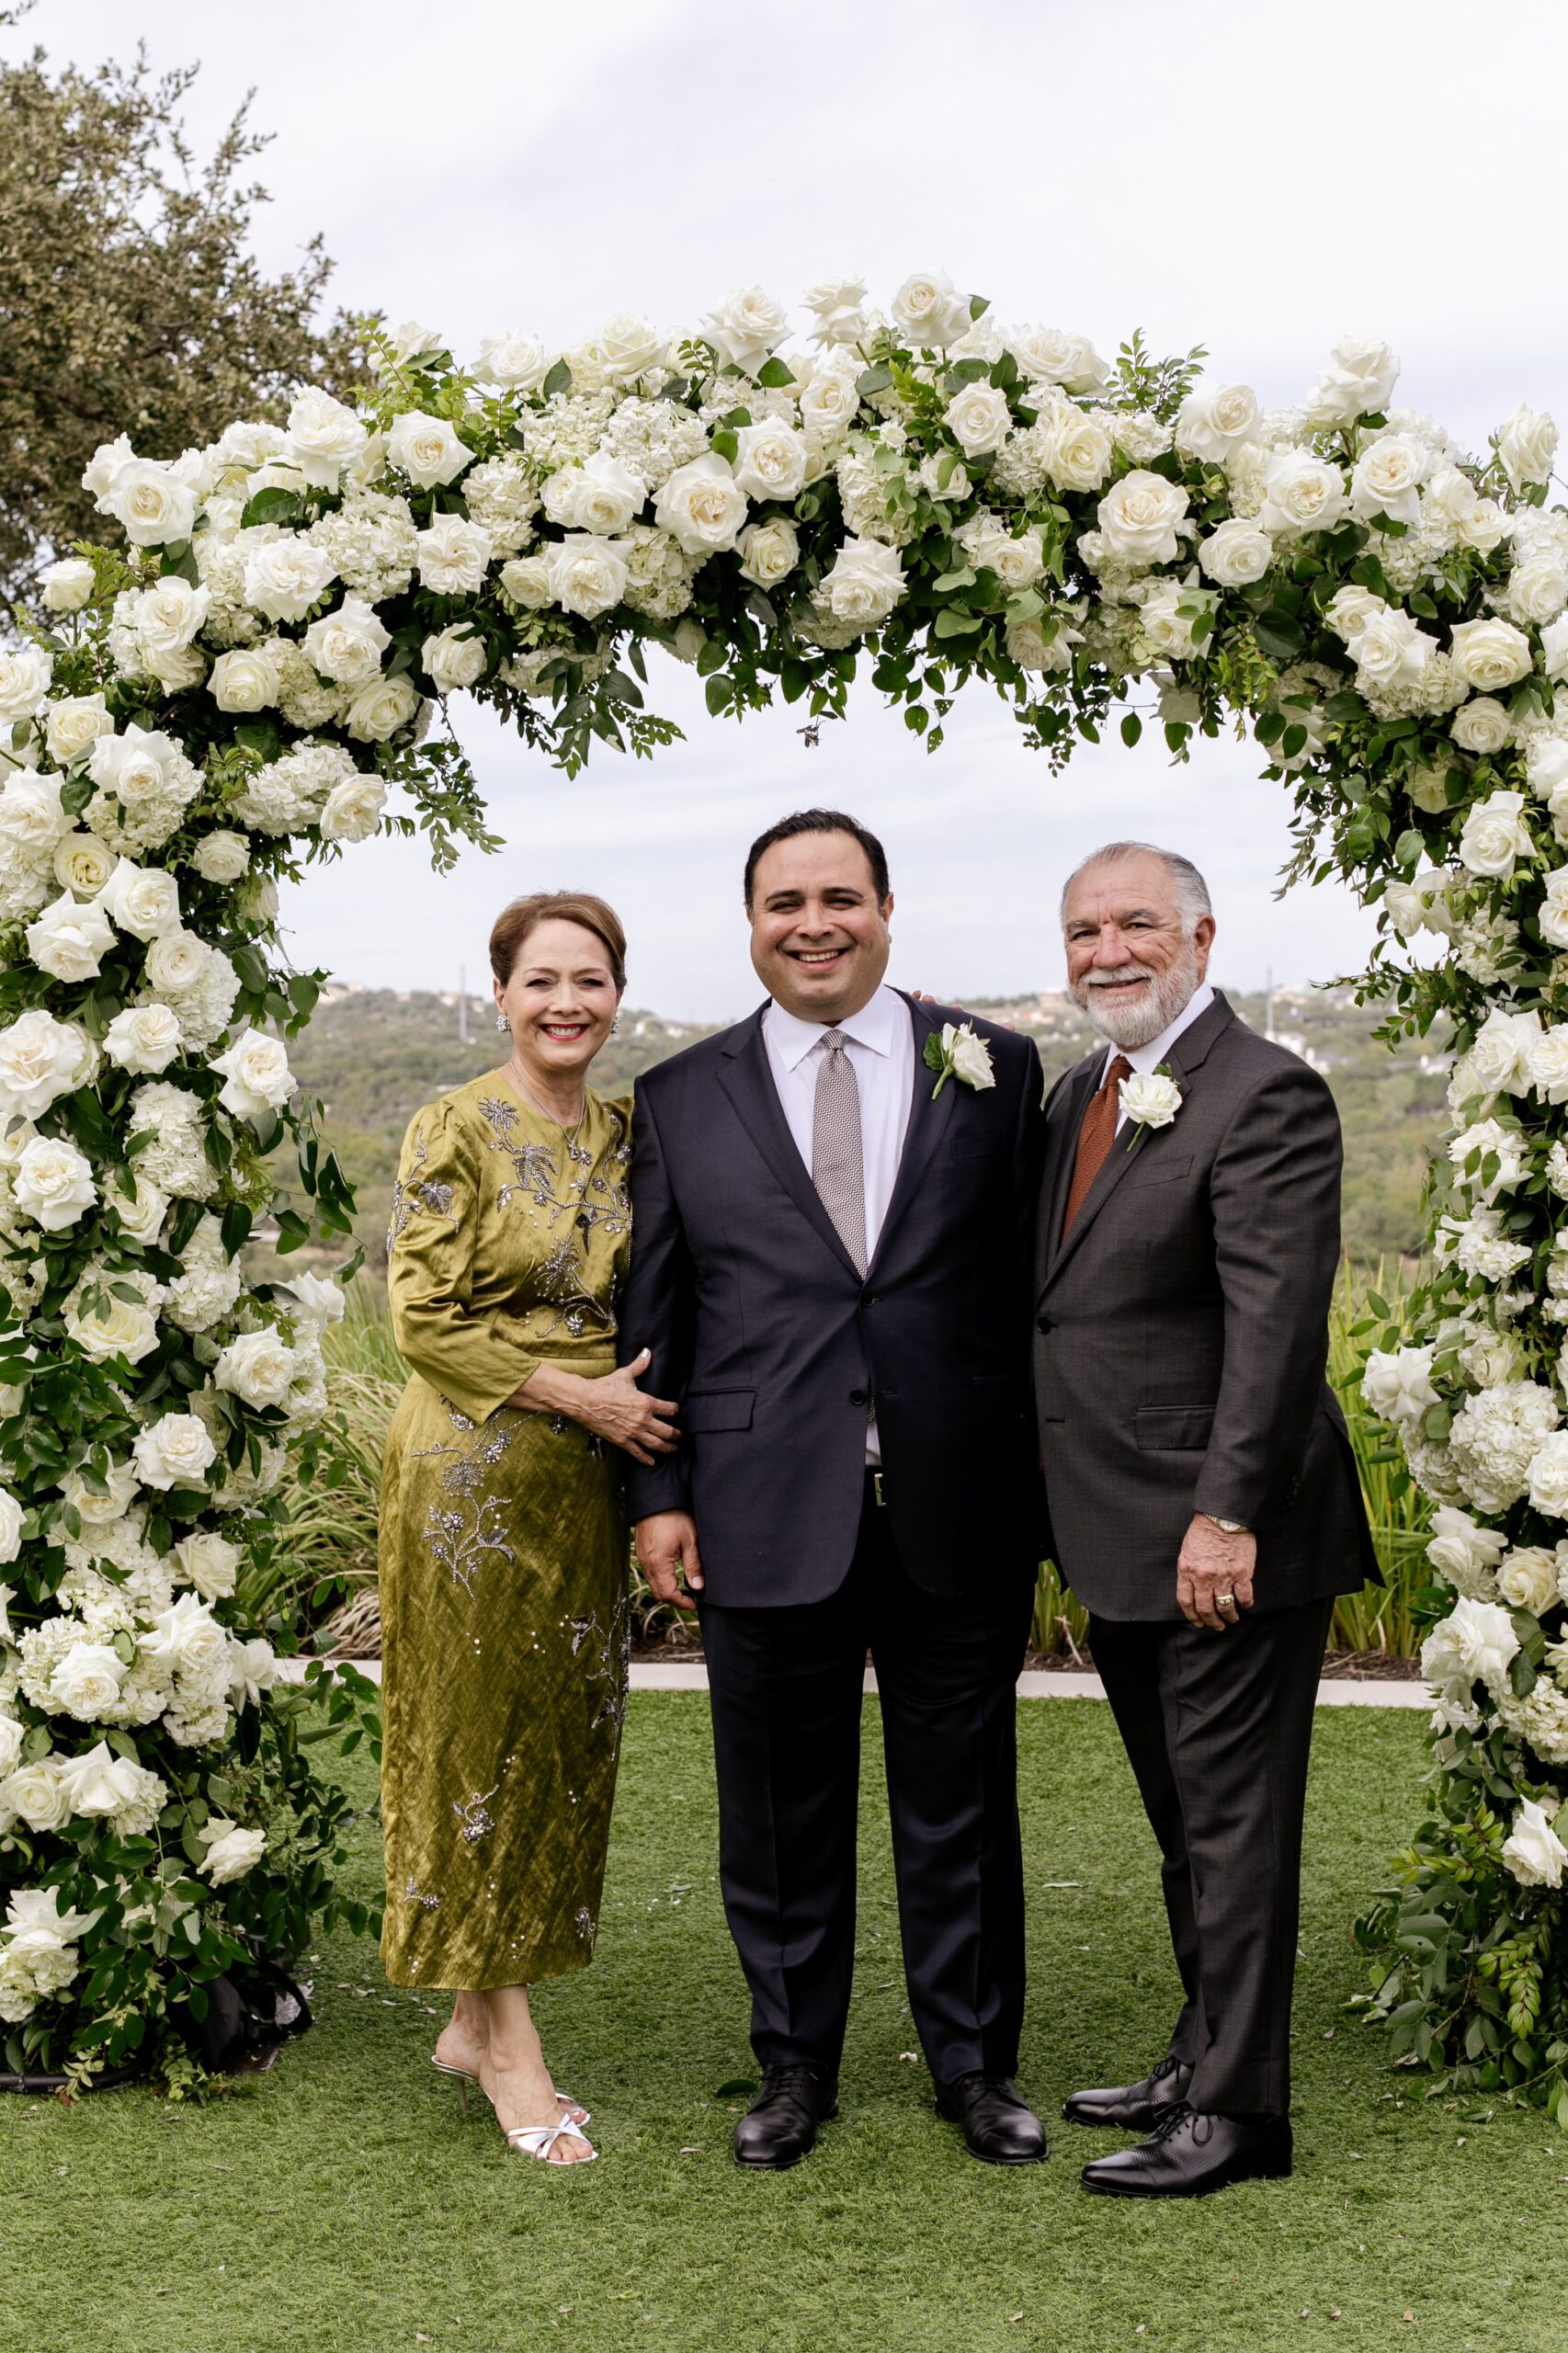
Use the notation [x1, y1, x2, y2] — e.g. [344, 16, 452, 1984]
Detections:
[812, 1029, 868, 1275]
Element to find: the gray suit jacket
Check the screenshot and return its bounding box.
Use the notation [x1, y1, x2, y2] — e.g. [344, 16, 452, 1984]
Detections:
[1032, 990, 1378, 1621]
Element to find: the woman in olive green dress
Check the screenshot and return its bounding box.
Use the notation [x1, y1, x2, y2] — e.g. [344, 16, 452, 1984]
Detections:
[380, 891, 676, 2166]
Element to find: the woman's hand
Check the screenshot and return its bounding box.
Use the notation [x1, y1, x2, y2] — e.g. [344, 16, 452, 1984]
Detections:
[512, 1350, 678, 1466]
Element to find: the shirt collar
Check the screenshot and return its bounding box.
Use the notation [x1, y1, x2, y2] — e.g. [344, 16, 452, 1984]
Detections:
[767, 983, 902, 1072]
[1102, 981, 1216, 1081]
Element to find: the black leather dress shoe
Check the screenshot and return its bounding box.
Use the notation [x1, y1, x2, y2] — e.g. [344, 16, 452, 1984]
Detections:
[1063, 2054, 1193, 2131]
[1080, 2105, 1292, 2199]
[935, 2074, 1050, 2165]
[733, 2063, 838, 2170]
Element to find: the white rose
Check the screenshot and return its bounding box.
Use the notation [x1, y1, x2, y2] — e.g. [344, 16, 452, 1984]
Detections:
[1426, 1506, 1506, 1590]
[544, 534, 629, 620]
[475, 329, 551, 390]
[1304, 335, 1401, 426]
[1198, 517, 1274, 587]
[0, 772, 67, 853]
[1449, 618, 1533, 695]
[132, 1412, 217, 1492]
[1540, 868, 1568, 949]
[1006, 617, 1078, 675]
[0, 1008, 93, 1119]
[499, 553, 551, 611]
[342, 675, 422, 743]
[415, 513, 494, 595]
[891, 269, 972, 349]
[97, 857, 181, 941]
[1501, 1798, 1567, 1889]
[200, 1821, 267, 1886]
[243, 538, 338, 625]
[131, 577, 209, 658]
[730, 421, 808, 504]
[1258, 452, 1349, 536]
[420, 625, 488, 694]
[65, 1277, 160, 1364]
[939, 1023, 995, 1092]
[1119, 1071, 1182, 1129]
[108, 1172, 169, 1241]
[13, 1134, 96, 1232]
[103, 1003, 183, 1075]
[736, 517, 800, 589]
[285, 1271, 347, 1329]
[51, 1641, 126, 1720]
[1094, 472, 1190, 567]
[385, 319, 445, 364]
[40, 557, 96, 613]
[1540, 616, 1568, 685]
[81, 433, 135, 510]
[1174, 381, 1260, 463]
[191, 830, 251, 884]
[60, 1460, 140, 1535]
[566, 452, 648, 538]
[1040, 406, 1113, 493]
[1006, 326, 1109, 393]
[173, 1529, 240, 1601]
[0, 1756, 69, 1833]
[798, 355, 863, 441]
[144, 1590, 228, 1674]
[286, 389, 369, 487]
[302, 596, 391, 684]
[1497, 1546, 1562, 1616]
[1348, 436, 1426, 526]
[703, 286, 790, 375]
[142, 927, 210, 994]
[385, 409, 473, 490]
[1459, 789, 1533, 879]
[44, 694, 114, 768]
[942, 382, 1013, 459]
[0, 1488, 21, 1563]
[1496, 404, 1559, 494]
[0, 643, 53, 722]
[210, 1027, 293, 1120]
[592, 313, 665, 385]
[318, 776, 389, 843]
[24, 891, 114, 983]
[654, 454, 748, 557]
[1528, 1022, 1568, 1105]
[108, 460, 197, 546]
[54, 1743, 156, 1823]
[803, 278, 869, 348]
[1507, 554, 1568, 628]
[1528, 1429, 1568, 1518]
[0, 1715, 20, 1776]
[1355, 608, 1436, 691]
[51, 833, 116, 900]
[817, 537, 906, 629]
[209, 646, 280, 714]
[215, 1328, 295, 1408]
[1421, 1594, 1518, 1699]
[1451, 699, 1514, 756]
[1360, 1347, 1438, 1429]
[1468, 1006, 1540, 1097]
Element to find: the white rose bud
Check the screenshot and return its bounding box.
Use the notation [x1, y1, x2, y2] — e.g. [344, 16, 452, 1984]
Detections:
[40, 557, 97, 613]
[173, 1529, 240, 1601]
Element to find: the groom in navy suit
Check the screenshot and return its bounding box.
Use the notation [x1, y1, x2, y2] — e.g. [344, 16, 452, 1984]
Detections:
[619, 810, 1048, 2168]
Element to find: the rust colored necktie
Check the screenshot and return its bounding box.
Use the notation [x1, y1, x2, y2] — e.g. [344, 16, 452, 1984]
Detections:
[1062, 1054, 1132, 1236]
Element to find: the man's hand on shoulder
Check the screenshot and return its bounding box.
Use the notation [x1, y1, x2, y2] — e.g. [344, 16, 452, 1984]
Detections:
[635, 1510, 705, 1611]
[1176, 1514, 1256, 1633]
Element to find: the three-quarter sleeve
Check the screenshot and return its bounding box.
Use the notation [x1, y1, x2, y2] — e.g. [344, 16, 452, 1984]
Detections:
[385, 1096, 541, 1424]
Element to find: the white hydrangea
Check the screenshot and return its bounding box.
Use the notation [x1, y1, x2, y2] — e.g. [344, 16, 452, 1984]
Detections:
[163, 1214, 244, 1334]
[127, 1082, 216, 1200]
[1447, 1381, 1561, 1513]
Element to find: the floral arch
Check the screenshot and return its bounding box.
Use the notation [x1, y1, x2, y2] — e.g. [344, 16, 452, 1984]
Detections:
[0, 271, 1565, 2112]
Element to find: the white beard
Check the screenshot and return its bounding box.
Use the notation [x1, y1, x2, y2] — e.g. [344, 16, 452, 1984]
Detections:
[1074, 939, 1201, 1051]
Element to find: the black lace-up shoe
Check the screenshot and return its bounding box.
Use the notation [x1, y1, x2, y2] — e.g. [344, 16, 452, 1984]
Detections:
[935, 2073, 1050, 2165]
[1063, 2054, 1193, 2131]
[732, 2063, 839, 2170]
[1080, 2103, 1292, 2198]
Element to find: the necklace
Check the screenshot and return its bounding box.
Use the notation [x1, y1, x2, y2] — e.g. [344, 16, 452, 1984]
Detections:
[506, 1052, 588, 1145]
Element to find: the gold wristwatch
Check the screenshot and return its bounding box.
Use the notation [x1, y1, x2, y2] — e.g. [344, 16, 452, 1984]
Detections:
[1199, 1512, 1251, 1536]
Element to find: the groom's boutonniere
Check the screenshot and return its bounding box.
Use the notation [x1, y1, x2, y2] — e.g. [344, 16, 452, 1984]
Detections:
[1120, 1063, 1183, 1154]
[925, 1020, 996, 1100]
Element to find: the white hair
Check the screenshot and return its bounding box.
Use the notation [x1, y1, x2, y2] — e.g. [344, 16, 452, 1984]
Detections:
[1060, 841, 1212, 935]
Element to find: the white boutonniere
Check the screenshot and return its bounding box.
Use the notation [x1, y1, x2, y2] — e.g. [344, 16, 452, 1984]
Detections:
[925, 1020, 995, 1099]
[1120, 1063, 1183, 1153]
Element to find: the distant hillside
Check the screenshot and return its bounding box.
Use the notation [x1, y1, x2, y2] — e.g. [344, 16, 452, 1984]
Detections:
[278, 982, 1447, 1272]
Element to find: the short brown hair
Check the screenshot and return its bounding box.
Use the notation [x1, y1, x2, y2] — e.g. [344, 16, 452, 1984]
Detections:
[488, 892, 628, 990]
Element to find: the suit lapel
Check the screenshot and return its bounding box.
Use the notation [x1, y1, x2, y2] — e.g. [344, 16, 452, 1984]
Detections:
[1041, 990, 1237, 1293]
[867, 993, 958, 1277]
[1039, 1056, 1102, 1287]
[715, 1006, 862, 1279]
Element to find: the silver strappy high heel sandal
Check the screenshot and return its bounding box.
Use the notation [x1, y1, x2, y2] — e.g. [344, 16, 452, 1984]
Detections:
[430, 2056, 590, 2127]
[506, 2118, 598, 2165]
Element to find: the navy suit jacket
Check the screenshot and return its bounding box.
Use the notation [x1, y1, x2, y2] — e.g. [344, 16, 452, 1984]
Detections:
[619, 991, 1047, 1606]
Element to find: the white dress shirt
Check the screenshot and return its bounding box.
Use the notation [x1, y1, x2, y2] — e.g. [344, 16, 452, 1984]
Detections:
[1101, 982, 1215, 1131]
[763, 983, 915, 1463]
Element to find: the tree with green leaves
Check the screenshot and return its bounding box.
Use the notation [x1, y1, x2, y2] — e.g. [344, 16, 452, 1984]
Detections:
[0, 7, 361, 604]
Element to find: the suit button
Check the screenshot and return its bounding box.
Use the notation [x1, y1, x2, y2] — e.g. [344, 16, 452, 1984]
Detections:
[848, 1387, 869, 1408]
[1036, 1314, 1053, 1335]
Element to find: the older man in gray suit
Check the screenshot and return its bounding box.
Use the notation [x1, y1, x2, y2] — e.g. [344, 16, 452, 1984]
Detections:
[1034, 841, 1376, 2199]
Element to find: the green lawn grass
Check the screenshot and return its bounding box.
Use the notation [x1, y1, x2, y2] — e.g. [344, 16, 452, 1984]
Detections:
[6, 1696, 1563, 2353]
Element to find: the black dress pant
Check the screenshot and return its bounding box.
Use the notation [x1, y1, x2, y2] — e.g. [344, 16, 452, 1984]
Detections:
[1089, 1596, 1334, 2117]
[699, 1477, 1034, 2086]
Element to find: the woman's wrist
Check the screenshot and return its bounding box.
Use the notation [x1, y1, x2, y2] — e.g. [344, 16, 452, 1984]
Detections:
[513, 1363, 587, 1416]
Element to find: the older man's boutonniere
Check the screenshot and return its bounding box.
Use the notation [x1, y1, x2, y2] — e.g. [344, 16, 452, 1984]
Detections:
[925, 1020, 995, 1099]
[1120, 1063, 1183, 1154]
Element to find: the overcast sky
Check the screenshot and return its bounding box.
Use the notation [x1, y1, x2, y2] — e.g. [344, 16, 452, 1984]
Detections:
[18, 1, 1568, 1015]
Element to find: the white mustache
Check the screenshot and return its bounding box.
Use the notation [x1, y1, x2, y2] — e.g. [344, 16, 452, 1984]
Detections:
[1085, 967, 1152, 987]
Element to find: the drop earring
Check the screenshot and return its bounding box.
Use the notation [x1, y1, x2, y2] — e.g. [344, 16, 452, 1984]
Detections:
[611, 1014, 620, 1034]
